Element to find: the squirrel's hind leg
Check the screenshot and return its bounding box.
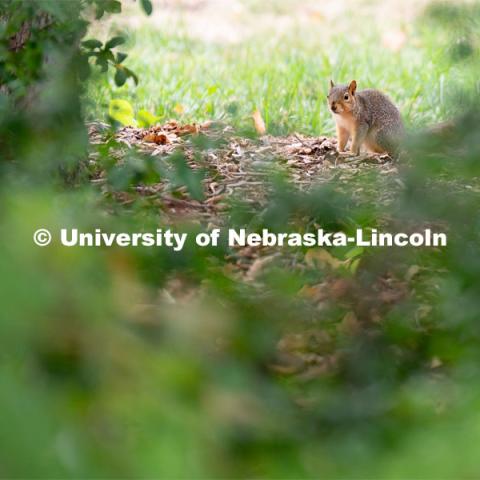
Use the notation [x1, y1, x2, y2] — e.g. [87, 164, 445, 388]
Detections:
[364, 137, 386, 154]
[370, 128, 400, 157]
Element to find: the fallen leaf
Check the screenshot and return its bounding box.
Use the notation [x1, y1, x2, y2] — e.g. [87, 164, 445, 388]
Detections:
[378, 288, 405, 304]
[245, 254, 277, 281]
[297, 354, 340, 381]
[163, 120, 179, 131]
[382, 30, 407, 52]
[174, 104, 185, 115]
[328, 278, 352, 300]
[338, 311, 361, 335]
[298, 282, 328, 302]
[416, 304, 432, 321]
[143, 132, 171, 144]
[179, 123, 200, 135]
[405, 264, 420, 282]
[430, 356, 443, 369]
[278, 333, 309, 352]
[305, 248, 344, 270]
[307, 8, 325, 22]
[252, 109, 266, 135]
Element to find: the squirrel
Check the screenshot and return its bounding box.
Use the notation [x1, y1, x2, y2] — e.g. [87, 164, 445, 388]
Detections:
[327, 80, 404, 157]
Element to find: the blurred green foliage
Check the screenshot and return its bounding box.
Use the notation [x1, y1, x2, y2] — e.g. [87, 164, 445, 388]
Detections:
[1, 1, 480, 478]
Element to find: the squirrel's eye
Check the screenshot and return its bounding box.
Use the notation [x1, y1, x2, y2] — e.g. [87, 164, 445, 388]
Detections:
[344, 94, 349, 100]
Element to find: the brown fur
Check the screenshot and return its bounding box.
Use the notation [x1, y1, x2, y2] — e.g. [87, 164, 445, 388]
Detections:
[327, 80, 404, 156]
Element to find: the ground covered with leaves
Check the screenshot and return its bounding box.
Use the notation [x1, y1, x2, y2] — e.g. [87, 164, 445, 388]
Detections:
[89, 120, 400, 220]
[87, 120, 444, 380]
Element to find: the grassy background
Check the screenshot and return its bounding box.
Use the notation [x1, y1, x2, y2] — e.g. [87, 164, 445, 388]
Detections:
[85, 0, 478, 135]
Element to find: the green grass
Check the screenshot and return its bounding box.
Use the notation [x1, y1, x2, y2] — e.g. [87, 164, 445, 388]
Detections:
[85, 5, 479, 136]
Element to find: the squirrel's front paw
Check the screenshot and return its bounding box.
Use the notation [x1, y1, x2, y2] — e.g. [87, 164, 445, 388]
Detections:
[338, 151, 357, 158]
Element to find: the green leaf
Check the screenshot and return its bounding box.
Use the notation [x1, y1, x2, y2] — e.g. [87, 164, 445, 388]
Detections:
[109, 99, 135, 126]
[137, 109, 159, 128]
[114, 67, 127, 87]
[140, 0, 153, 15]
[349, 258, 361, 274]
[344, 246, 364, 260]
[105, 36, 125, 49]
[77, 54, 91, 81]
[95, 6, 105, 19]
[170, 153, 205, 201]
[104, 49, 115, 62]
[95, 53, 109, 72]
[116, 52, 128, 63]
[124, 67, 139, 86]
[104, 0, 122, 13]
[82, 39, 102, 50]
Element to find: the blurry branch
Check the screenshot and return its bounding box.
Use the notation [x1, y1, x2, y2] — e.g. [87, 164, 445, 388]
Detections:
[7, 12, 54, 52]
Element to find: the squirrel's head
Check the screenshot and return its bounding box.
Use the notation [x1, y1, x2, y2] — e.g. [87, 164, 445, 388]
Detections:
[327, 80, 357, 115]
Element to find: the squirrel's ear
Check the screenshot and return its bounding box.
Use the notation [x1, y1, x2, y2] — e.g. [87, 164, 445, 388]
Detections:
[349, 80, 357, 95]
[329, 79, 335, 89]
